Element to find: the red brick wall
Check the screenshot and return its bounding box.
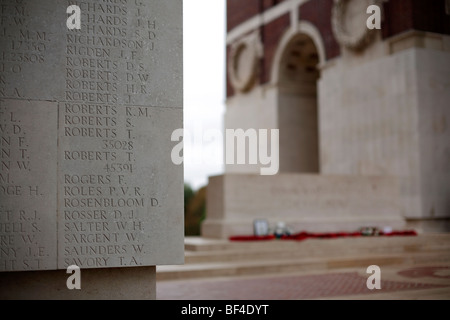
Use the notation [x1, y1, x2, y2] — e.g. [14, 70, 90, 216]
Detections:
[261, 13, 291, 84]
[226, 0, 449, 98]
[382, 0, 450, 38]
[227, 0, 261, 32]
[226, 14, 290, 97]
[381, 0, 414, 38]
[412, 0, 450, 34]
[227, 0, 288, 32]
[299, 0, 340, 60]
[263, 0, 286, 11]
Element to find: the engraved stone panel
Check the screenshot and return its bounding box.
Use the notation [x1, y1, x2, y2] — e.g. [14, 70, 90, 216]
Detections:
[58, 106, 183, 269]
[0, 0, 183, 271]
[0, 99, 57, 271]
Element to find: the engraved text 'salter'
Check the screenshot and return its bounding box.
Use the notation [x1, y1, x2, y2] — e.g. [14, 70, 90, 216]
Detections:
[0, 0, 183, 271]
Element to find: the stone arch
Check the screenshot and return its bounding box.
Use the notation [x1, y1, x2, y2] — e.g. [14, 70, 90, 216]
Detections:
[273, 22, 324, 173]
[271, 21, 326, 85]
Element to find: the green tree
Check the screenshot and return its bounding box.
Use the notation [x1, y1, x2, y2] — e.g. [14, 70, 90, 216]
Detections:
[184, 184, 206, 236]
[184, 183, 195, 212]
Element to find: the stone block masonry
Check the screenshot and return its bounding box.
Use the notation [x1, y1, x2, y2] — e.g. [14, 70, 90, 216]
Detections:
[0, 0, 183, 272]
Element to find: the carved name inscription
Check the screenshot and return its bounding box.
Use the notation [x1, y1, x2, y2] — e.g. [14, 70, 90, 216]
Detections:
[0, 100, 57, 271]
[0, 0, 183, 271]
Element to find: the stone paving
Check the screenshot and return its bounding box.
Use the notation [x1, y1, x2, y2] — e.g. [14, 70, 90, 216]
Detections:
[157, 265, 450, 300]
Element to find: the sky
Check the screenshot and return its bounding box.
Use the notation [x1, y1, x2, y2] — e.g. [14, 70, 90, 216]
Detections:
[183, 0, 226, 190]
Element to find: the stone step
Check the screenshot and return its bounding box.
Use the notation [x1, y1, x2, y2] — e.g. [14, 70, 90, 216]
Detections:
[157, 250, 450, 281]
[184, 234, 450, 252]
[184, 243, 450, 264]
[183, 234, 450, 264]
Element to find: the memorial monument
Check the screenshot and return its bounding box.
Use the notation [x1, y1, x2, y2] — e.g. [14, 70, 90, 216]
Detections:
[0, 0, 183, 299]
[203, 0, 450, 238]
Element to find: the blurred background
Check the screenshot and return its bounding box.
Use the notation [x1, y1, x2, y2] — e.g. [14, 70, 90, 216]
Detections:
[183, 0, 226, 190]
[183, 0, 226, 235]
